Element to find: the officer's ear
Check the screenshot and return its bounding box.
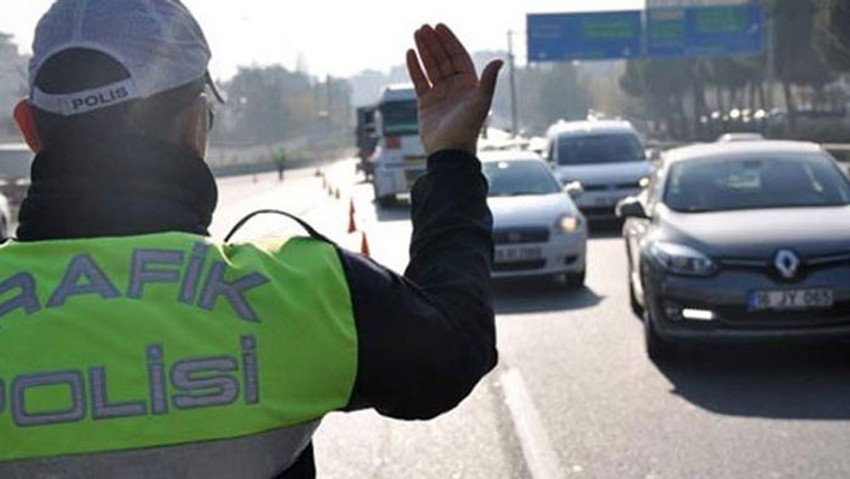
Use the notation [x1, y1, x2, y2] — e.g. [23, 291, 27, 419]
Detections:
[182, 93, 209, 159]
[14, 100, 44, 153]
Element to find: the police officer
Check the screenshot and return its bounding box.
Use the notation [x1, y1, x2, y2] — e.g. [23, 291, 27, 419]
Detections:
[1, 1, 502, 478]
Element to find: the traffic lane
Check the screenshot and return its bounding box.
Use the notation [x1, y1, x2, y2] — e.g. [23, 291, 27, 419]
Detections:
[315, 376, 527, 479]
[497, 235, 850, 478]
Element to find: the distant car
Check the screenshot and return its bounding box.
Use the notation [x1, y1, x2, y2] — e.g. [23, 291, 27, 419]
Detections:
[481, 150, 587, 287]
[619, 141, 850, 361]
[545, 120, 651, 220]
[716, 132, 765, 143]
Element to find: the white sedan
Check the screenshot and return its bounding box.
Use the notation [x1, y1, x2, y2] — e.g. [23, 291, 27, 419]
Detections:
[481, 150, 587, 287]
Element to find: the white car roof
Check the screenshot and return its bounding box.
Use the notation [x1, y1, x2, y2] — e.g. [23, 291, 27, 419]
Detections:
[479, 150, 545, 163]
[663, 140, 826, 165]
[546, 120, 638, 138]
[716, 132, 765, 142]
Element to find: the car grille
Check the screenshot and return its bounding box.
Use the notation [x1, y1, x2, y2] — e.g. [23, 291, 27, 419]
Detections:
[582, 182, 640, 192]
[577, 206, 617, 217]
[493, 260, 546, 272]
[493, 227, 550, 245]
[719, 251, 850, 281]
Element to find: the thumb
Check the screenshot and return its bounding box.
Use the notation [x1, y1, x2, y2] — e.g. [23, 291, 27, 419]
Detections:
[478, 59, 504, 101]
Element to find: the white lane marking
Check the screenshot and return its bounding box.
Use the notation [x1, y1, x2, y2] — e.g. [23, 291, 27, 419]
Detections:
[500, 368, 567, 479]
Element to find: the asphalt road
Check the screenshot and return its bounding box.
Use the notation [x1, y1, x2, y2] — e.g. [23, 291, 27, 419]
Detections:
[212, 159, 850, 479]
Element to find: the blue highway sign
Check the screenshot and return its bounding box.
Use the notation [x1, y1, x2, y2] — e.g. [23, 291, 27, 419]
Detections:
[527, 11, 642, 62]
[647, 5, 765, 58]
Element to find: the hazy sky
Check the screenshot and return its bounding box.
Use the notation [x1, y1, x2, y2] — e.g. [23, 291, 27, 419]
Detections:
[0, 0, 644, 80]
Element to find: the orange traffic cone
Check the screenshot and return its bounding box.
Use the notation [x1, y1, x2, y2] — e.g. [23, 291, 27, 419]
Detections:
[348, 211, 357, 234]
[334, 188, 341, 200]
[349, 198, 356, 216]
[360, 232, 370, 257]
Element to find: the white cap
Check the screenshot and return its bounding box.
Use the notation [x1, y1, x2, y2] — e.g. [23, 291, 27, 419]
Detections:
[29, 0, 224, 116]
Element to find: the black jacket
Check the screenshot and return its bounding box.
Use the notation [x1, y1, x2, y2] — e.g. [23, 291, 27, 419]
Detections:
[16, 139, 496, 478]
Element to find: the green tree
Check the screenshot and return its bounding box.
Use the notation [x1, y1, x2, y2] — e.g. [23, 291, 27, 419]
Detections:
[765, 0, 835, 123]
[821, 0, 850, 72]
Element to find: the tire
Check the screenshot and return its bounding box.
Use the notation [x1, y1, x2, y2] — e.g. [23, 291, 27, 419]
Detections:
[562, 269, 585, 289]
[644, 307, 678, 363]
[372, 183, 395, 207]
[629, 278, 644, 318]
[376, 194, 395, 207]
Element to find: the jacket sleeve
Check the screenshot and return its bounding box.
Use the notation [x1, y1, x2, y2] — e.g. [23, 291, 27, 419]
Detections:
[340, 149, 496, 420]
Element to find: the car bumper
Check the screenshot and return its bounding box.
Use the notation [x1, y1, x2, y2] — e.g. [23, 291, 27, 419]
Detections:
[645, 264, 850, 342]
[492, 231, 586, 279]
[574, 189, 640, 219]
[373, 165, 425, 196]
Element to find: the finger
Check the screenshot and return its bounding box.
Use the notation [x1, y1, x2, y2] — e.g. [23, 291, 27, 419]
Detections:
[478, 59, 504, 101]
[435, 24, 475, 76]
[406, 49, 430, 97]
[415, 25, 452, 82]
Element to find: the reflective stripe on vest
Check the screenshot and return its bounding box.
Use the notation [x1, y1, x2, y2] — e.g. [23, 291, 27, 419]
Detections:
[0, 232, 358, 463]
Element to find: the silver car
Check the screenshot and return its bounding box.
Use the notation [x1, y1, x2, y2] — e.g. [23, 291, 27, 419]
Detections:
[619, 141, 850, 361]
[546, 120, 651, 220]
[482, 151, 587, 287]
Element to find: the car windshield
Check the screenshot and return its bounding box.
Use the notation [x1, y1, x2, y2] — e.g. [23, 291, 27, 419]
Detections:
[380, 100, 418, 136]
[483, 159, 561, 197]
[557, 133, 645, 165]
[664, 154, 850, 212]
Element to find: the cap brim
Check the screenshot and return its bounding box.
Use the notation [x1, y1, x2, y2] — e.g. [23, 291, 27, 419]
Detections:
[205, 71, 227, 104]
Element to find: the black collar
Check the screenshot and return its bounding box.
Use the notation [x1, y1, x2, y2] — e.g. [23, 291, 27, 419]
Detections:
[16, 140, 218, 241]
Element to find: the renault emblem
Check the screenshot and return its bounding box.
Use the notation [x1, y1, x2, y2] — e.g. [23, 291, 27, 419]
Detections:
[774, 249, 800, 280]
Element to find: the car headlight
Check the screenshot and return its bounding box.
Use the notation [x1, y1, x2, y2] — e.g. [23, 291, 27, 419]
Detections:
[555, 214, 581, 234]
[648, 241, 717, 276]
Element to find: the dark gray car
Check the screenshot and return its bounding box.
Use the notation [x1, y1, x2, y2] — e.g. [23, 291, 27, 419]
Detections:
[618, 141, 850, 361]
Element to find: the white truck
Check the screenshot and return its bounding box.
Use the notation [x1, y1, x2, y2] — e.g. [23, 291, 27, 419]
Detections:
[370, 84, 426, 206]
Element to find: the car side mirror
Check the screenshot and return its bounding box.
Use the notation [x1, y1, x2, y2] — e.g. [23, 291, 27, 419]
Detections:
[564, 181, 583, 198]
[616, 196, 648, 219]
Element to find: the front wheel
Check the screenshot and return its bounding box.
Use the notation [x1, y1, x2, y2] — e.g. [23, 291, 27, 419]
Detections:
[565, 269, 585, 289]
[373, 184, 395, 207]
[555, 270, 585, 289]
[644, 308, 678, 363]
[629, 278, 644, 318]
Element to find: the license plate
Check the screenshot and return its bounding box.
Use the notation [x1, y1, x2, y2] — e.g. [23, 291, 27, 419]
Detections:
[495, 246, 542, 263]
[593, 196, 617, 207]
[748, 289, 834, 311]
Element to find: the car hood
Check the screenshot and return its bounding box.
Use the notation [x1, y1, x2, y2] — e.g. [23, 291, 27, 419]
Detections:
[658, 206, 850, 257]
[488, 193, 578, 229]
[554, 161, 650, 185]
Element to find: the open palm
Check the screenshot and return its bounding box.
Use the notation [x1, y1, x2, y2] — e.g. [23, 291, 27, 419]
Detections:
[406, 24, 503, 156]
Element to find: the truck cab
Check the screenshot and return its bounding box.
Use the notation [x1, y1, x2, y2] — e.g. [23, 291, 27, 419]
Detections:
[370, 84, 426, 206]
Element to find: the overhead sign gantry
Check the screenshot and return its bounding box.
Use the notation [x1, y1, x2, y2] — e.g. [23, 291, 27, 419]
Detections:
[527, 4, 765, 62]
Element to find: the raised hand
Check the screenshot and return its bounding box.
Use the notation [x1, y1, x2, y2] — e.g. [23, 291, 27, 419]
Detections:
[406, 24, 503, 156]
